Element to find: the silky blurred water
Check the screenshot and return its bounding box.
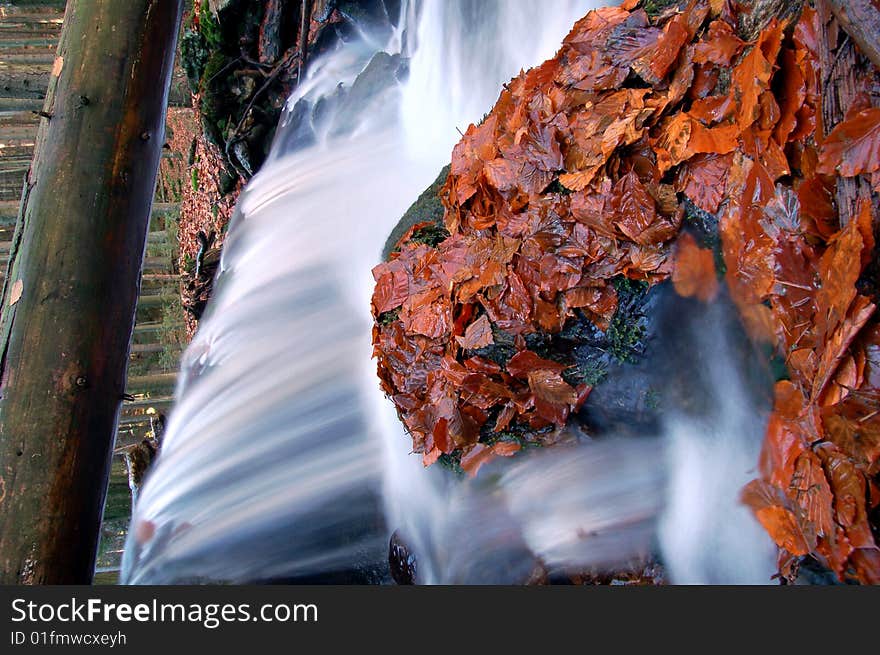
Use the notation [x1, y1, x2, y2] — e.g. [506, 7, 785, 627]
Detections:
[121, 0, 776, 584]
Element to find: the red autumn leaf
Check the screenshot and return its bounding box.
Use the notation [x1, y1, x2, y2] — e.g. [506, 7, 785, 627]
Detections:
[506, 350, 566, 378]
[613, 171, 662, 244]
[527, 369, 578, 427]
[491, 441, 522, 457]
[371, 261, 409, 314]
[631, 13, 690, 84]
[731, 29, 776, 130]
[812, 297, 876, 404]
[672, 232, 719, 302]
[758, 392, 809, 490]
[450, 116, 499, 204]
[460, 440, 523, 477]
[741, 479, 815, 555]
[455, 314, 494, 350]
[796, 175, 836, 239]
[816, 217, 865, 337]
[460, 443, 495, 477]
[823, 411, 880, 474]
[653, 112, 692, 173]
[756, 506, 814, 556]
[678, 152, 732, 213]
[687, 117, 740, 155]
[790, 450, 835, 538]
[817, 444, 875, 549]
[692, 19, 743, 66]
[850, 549, 880, 584]
[817, 107, 880, 178]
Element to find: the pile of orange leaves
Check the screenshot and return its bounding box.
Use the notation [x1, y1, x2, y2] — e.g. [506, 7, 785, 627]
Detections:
[371, 0, 880, 582]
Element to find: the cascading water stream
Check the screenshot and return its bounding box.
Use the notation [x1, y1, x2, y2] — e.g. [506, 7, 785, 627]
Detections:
[122, 0, 776, 584]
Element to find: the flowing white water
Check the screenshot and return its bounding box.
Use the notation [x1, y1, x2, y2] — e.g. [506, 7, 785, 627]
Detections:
[121, 0, 776, 584]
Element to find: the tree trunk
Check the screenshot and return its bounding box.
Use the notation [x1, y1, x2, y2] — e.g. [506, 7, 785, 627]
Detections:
[0, 0, 183, 584]
[816, 0, 880, 227]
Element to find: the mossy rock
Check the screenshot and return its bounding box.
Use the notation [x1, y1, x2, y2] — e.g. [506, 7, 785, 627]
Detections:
[382, 165, 449, 260]
[379, 173, 775, 449]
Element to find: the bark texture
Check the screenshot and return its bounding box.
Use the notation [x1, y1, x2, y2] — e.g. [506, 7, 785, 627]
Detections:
[0, 0, 183, 584]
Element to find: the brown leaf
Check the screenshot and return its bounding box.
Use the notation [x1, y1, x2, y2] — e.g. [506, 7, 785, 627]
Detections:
[460, 440, 522, 477]
[507, 350, 566, 378]
[812, 296, 876, 403]
[817, 107, 880, 178]
[672, 232, 719, 302]
[817, 444, 875, 550]
[790, 450, 835, 538]
[679, 153, 732, 213]
[692, 20, 743, 66]
[731, 31, 776, 130]
[815, 214, 867, 331]
[613, 171, 662, 244]
[455, 314, 494, 350]
[741, 479, 815, 555]
[527, 369, 578, 427]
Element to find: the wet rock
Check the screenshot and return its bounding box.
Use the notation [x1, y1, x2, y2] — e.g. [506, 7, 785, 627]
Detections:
[335, 0, 403, 37]
[380, 173, 775, 444]
[180, 0, 329, 179]
[328, 51, 409, 137]
[388, 530, 416, 584]
[382, 165, 449, 259]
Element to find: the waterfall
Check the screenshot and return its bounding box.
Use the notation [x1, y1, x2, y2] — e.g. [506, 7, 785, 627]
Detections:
[121, 0, 776, 584]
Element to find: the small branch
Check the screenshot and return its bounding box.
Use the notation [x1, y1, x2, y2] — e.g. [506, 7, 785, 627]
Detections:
[298, 0, 312, 81]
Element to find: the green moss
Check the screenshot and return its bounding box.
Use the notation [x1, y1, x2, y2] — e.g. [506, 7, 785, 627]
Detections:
[643, 0, 680, 18]
[378, 308, 400, 326]
[180, 27, 209, 91]
[563, 359, 608, 387]
[475, 328, 518, 369]
[408, 223, 450, 248]
[612, 276, 649, 296]
[383, 165, 450, 260]
[198, 0, 223, 50]
[607, 276, 650, 364]
[546, 178, 574, 196]
[190, 168, 199, 192]
[607, 315, 645, 363]
[198, 51, 236, 149]
[437, 452, 464, 476]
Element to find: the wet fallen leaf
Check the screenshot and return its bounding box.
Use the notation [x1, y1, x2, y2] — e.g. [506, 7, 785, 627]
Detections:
[672, 232, 719, 302]
[817, 107, 880, 178]
[456, 314, 494, 350]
